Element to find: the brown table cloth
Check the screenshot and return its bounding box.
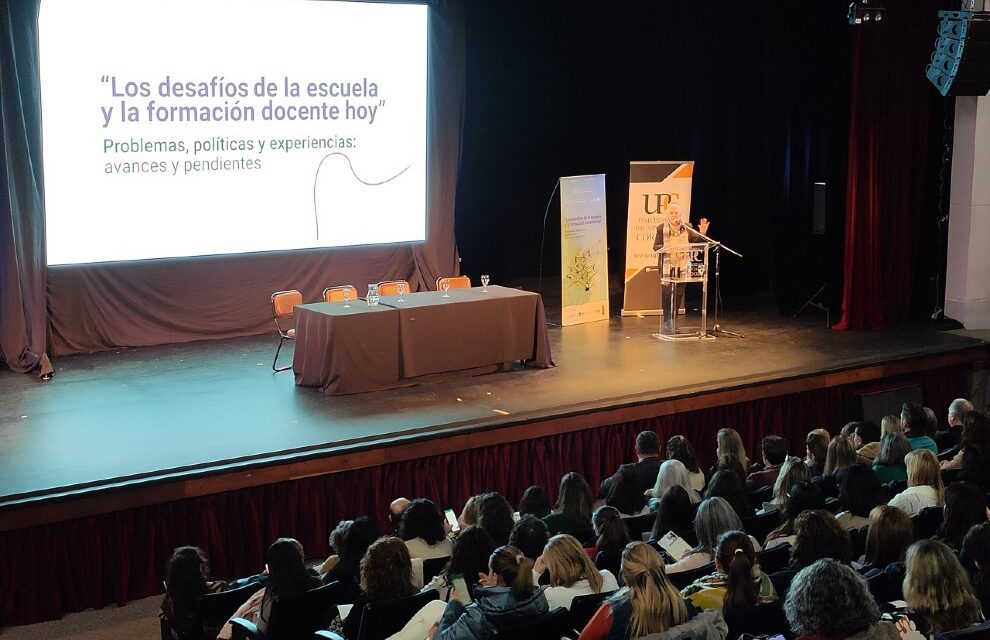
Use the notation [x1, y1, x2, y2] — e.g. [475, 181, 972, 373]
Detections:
[292, 286, 553, 394]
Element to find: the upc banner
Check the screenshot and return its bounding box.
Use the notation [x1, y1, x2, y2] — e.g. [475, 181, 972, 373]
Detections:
[621, 161, 694, 315]
[560, 174, 609, 326]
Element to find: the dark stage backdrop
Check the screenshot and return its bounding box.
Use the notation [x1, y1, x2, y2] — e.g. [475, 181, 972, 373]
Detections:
[454, 1, 855, 312]
[0, 0, 463, 361]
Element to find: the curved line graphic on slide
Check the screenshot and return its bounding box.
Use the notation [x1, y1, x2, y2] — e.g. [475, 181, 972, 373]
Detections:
[311, 152, 412, 240]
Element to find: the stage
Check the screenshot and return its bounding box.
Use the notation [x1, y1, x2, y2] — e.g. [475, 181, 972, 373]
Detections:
[1, 296, 987, 518]
[1, 297, 989, 625]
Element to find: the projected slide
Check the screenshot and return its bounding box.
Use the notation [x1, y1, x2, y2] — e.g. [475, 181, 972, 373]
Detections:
[39, 0, 428, 265]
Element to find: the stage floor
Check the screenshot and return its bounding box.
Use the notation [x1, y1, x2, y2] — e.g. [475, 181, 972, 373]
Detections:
[1, 299, 986, 510]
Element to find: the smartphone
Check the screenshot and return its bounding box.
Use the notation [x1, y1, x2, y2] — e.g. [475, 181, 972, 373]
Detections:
[451, 572, 472, 603]
[444, 507, 460, 532]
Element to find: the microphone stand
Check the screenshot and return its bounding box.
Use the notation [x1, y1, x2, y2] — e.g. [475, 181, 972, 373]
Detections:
[689, 227, 744, 338]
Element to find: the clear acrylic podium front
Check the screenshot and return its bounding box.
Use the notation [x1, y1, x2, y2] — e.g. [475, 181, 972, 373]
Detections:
[655, 241, 711, 341]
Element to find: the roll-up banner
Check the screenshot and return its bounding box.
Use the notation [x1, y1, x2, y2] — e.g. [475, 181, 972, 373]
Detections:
[560, 174, 610, 326]
[621, 161, 694, 315]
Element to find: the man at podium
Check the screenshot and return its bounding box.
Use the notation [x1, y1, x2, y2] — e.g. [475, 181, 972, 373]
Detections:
[653, 202, 710, 332]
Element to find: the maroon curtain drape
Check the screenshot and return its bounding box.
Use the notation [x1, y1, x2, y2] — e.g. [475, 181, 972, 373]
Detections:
[835, 3, 947, 330]
[0, 364, 963, 626]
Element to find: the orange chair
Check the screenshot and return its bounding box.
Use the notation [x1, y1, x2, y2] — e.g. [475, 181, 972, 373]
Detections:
[436, 275, 471, 291]
[377, 280, 411, 296]
[322, 285, 358, 303]
[271, 290, 302, 372]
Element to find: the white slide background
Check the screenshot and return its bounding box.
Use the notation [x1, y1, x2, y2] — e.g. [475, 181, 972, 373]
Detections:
[39, 0, 427, 265]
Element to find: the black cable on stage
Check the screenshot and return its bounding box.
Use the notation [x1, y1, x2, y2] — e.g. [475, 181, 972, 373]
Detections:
[536, 178, 561, 299]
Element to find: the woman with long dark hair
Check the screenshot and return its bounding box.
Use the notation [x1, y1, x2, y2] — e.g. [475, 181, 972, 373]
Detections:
[543, 472, 595, 540]
[219, 538, 321, 640]
[937, 481, 988, 550]
[423, 525, 496, 601]
[400, 498, 454, 559]
[160, 546, 228, 640]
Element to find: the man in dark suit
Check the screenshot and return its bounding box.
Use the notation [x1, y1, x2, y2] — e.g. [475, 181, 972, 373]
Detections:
[600, 431, 663, 497]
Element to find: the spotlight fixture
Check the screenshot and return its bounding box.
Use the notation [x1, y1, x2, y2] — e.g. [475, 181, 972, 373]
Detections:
[848, 1, 886, 25]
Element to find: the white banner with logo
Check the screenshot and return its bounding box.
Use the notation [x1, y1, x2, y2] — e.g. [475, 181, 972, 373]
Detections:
[560, 174, 609, 326]
[621, 161, 694, 315]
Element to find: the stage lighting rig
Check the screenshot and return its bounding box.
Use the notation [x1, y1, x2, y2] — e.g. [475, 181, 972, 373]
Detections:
[849, 1, 886, 25]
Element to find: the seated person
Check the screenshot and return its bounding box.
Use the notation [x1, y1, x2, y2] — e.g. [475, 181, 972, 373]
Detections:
[534, 534, 618, 610]
[400, 498, 454, 560]
[901, 402, 938, 453]
[834, 464, 883, 531]
[600, 430, 663, 497]
[682, 530, 777, 611]
[543, 472, 595, 542]
[579, 542, 704, 640]
[319, 517, 381, 601]
[887, 449, 944, 518]
[342, 536, 418, 639]
[853, 421, 882, 465]
[892, 539, 983, 637]
[936, 397, 972, 453]
[666, 497, 761, 574]
[746, 435, 788, 491]
[507, 514, 549, 561]
[160, 546, 228, 640]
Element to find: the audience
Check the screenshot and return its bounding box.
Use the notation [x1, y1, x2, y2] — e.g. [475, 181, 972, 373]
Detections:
[805, 431, 828, 479]
[682, 530, 777, 612]
[712, 427, 750, 482]
[899, 539, 983, 636]
[342, 536, 418, 639]
[834, 463, 883, 531]
[319, 517, 381, 600]
[861, 505, 913, 572]
[764, 456, 810, 513]
[423, 525, 496, 602]
[765, 481, 826, 550]
[962, 522, 990, 615]
[943, 411, 990, 490]
[888, 449, 944, 517]
[434, 545, 548, 639]
[220, 538, 322, 640]
[543, 472, 595, 541]
[592, 506, 631, 555]
[746, 435, 788, 491]
[703, 468, 755, 519]
[516, 485, 551, 519]
[600, 430, 663, 497]
[902, 402, 939, 453]
[163, 399, 990, 640]
[668, 497, 760, 574]
[160, 546, 228, 640]
[649, 485, 696, 541]
[507, 514, 549, 561]
[854, 421, 882, 465]
[536, 534, 619, 610]
[476, 492, 515, 546]
[579, 542, 700, 640]
[649, 459, 701, 505]
[784, 559, 897, 640]
[400, 498, 454, 560]
[936, 397, 973, 453]
[389, 498, 411, 533]
[936, 481, 988, 550]
[872, 433, 912, 484]
[881, 414, 903, 437]
[667, 435, 705, 492]
[604, 467, 649, 517]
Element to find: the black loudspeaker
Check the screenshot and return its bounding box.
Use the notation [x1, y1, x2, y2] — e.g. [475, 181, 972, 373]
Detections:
[859, 385, 924, 428]
[812, 182, 827, 236]
[927, 10, 990, 97]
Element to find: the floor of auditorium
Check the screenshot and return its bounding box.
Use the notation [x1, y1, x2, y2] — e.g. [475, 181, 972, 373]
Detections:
[2, 294, 986, 512]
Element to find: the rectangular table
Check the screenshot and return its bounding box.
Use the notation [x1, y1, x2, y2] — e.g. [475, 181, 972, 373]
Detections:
[292, 285, 553, 394]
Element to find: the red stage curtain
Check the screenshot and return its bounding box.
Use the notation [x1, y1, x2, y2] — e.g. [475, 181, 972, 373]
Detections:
[0, 364, 963, 626]
[835, 2, 948, 330]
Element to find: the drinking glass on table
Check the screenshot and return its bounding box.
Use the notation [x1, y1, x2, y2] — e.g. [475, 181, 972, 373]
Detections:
[397, 281, 406, 302]
[442, 280, 451, 298]
[342, 288, 352, 308]
[481, 275, 490, 292]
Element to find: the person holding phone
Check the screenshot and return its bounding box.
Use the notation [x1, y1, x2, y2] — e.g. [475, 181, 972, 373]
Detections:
[429, 545, 549, 640]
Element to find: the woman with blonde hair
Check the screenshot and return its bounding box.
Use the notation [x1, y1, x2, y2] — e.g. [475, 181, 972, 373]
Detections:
[763, 457, 810, 513]
[535, 534, 618, 610]
[715, 428, 750, 476]
[823, 436, 857, 477]
[888, 449, 944, 517]
[881, 414, 903, 437]
[805, 431, 829, 478]
[901, 539, 983, 635]
[579, 542, 699, 640]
